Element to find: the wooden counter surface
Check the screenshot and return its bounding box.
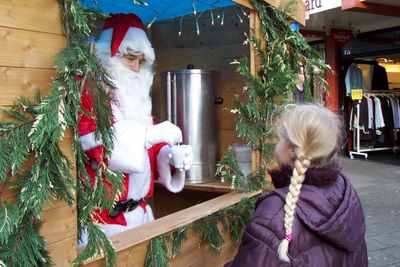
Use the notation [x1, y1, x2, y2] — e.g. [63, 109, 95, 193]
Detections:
[80, 188, 261, 266]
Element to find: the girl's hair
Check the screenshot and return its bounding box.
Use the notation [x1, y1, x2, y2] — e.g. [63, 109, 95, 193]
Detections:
[276, 104, 343, 262]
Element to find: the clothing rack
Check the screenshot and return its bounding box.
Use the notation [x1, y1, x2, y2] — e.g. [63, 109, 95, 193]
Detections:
[349, 91, 400, 159]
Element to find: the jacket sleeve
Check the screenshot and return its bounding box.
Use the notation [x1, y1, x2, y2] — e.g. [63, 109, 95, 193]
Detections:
[225, 194, 288, 267]
[148, 143, 185, 193]
[78, 86, 98, 139]
[225, 223, 288, 267]
[78, 85, 148, 173]
[78, 83, 107, 151]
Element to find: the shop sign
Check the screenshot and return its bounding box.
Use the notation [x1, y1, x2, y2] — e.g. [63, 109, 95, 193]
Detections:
[306, 0, 341, 15]
[330, 27, 353, 46]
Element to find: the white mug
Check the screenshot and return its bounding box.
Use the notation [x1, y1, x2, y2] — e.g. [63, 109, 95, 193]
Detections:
[170, 145, 189, 169]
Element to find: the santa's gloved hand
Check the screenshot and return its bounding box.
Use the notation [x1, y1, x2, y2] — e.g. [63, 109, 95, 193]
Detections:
[168, 145, 194, 171]
[146, 121, 182, 147]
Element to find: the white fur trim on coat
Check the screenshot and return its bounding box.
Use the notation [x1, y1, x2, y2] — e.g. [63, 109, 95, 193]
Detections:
[95, 27, 155, 66]
[107, 120, 147, 173]
[156, 146, 185, 193]
[79, 132, 103, 151]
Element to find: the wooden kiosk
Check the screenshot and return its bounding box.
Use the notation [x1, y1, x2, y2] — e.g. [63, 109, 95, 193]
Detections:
[0, 0, 305, 266]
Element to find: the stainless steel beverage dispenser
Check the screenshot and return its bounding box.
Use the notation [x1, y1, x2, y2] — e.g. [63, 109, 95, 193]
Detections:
[161, 69, 222, 183]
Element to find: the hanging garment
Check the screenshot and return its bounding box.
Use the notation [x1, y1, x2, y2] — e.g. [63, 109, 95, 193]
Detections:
[371, 63, 389, 91]
[345, 63, 367, 97]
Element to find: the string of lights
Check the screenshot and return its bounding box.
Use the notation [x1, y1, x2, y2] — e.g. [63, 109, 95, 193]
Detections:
[126, 0, 250, 35]
[183, 6, 250, 35]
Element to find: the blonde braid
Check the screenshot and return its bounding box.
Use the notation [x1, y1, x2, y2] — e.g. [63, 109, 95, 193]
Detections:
[277, 148, 311, 262]
[274, 104, 343, 261]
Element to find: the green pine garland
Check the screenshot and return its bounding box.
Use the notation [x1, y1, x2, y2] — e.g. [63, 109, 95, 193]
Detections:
[144, 197, 256, 267]
[216, 0, 331, 193]
[0, 0, 331, 266]
[0, 1, 122, 266]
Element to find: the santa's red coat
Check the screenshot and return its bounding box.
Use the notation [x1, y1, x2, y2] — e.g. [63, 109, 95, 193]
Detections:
[78, 80, 171, 226]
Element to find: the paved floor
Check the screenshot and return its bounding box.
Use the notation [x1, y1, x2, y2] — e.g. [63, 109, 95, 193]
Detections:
[340, 156, 400, 267]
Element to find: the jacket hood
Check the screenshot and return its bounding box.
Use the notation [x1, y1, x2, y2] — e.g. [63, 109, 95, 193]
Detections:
[266, 161, 366, 252]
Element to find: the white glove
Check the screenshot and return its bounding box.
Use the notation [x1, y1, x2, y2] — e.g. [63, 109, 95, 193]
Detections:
[146, 121, 182, 147]
[168, 145, 194, 171]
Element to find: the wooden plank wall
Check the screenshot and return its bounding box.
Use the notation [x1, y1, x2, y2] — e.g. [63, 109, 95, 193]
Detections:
[81, 190, 261, 267]
[150, 5, 251, 158]
[0, 1, 77, 265]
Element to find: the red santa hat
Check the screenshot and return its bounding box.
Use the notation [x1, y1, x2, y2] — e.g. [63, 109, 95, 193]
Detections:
[95, 13, 155, 64]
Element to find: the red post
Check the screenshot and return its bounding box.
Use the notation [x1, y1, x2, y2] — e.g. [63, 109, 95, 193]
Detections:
[325, 33, 339, 114]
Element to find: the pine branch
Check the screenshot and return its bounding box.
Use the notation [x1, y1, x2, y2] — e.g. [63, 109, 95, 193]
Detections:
[166, 225, 189, 258]
[144, 197, 257, 267]
[193, 219, 225, 255]
[56, 1, 128, 264]
[145, 236, 169, 267]
[0, 202, 19, 245]
[0, 214, 53, 267]
[0, 0, 120, 265]
[217, 0, 331, 193]
[73, 222, 117, 267]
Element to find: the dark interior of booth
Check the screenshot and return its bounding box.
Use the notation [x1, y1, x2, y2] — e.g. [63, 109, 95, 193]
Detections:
[339, 26, 400, 166]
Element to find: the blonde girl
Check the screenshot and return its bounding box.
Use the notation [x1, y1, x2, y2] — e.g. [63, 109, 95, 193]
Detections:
[225, 104, 368, 267]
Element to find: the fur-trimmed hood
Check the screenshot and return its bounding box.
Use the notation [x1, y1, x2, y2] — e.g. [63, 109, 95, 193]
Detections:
[268, 160, 342, 189]
[260, 160, 366, 252]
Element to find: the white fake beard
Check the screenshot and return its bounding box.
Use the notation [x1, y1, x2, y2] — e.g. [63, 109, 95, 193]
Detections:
[104, 58, 154, 125]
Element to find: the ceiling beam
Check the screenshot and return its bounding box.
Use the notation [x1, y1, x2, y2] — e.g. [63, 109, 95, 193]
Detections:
[300, 30, 326, 39]
[342, 0, 400, 17]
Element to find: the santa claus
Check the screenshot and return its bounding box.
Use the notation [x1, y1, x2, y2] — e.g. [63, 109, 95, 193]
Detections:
[78, 13, 193, 245]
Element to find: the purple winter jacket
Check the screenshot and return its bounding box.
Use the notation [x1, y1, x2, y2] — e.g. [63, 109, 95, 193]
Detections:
[225, 161, 368, 267]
